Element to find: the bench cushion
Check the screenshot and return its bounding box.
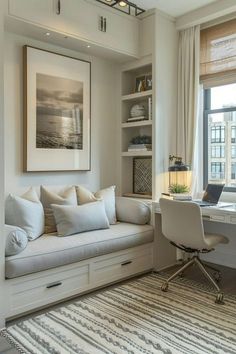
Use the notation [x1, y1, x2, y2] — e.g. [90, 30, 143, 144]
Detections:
[5, 223, 154, 279]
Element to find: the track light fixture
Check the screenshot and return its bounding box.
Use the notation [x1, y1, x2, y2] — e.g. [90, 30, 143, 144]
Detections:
[95, 0, 145, 16]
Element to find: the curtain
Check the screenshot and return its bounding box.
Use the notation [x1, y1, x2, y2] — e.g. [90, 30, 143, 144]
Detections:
[177, 25, 200, 170]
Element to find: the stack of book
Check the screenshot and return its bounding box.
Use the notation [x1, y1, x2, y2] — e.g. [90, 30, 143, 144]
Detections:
[128, 144, 152, 152]
[127, 116, 147, 122]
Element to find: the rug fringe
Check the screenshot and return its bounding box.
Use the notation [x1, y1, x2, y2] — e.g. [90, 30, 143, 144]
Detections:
[0, 328, 29, 354]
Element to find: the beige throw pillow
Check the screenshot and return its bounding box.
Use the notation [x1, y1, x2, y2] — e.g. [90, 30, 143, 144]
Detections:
[41, 186, 77, 234]
[76, 185, 100, 205]
[76, 185, 116, 225]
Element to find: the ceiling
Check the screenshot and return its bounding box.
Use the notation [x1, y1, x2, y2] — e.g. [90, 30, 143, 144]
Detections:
[134, 0, 219, 18]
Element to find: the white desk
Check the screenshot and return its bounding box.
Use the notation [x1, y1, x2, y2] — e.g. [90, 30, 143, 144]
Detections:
[153, 201, 236, 271]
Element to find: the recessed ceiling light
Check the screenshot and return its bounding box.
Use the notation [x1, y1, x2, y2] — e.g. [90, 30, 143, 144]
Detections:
[87, 45, 91, 48]
[45, 32, 51, 36]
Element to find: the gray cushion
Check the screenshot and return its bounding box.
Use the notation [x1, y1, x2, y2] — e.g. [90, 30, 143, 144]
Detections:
[5, 223, 154, 278]
[52, 201, 110, 237]
[116, 197, 151, 224]
[5, 225, 28, 256]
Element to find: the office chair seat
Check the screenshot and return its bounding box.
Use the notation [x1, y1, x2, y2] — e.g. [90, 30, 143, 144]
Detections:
[159, 198, 229, 304]
[204, 233, 229, 248]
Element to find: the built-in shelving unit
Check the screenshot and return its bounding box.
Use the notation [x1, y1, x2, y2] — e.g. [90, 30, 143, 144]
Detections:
[122, 121, 152, 128]
[120, 57, 153, 199]
[122, 90, 152, 101]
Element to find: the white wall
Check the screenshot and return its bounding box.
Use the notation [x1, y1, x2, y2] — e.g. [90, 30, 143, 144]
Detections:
[4, 32, 119, 196]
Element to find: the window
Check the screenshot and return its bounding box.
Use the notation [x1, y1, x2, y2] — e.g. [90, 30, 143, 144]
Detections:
[210, 162, 225, 180]
[232, 126, 236, 143]
[204, 83, 236, 190]
[211, 146, 225, 158]
[211, 126, 225, 143]
[231, 163, 236, 179]
[232, 146, 236, 158]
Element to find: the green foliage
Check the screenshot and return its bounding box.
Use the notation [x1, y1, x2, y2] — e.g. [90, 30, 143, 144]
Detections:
[169, 184, 189, 194]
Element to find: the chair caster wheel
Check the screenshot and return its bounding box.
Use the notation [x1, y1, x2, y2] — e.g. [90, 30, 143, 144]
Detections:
[215, 292, 225, 305]
[213, 272, 221, 283]
[161, 283, 168, 292]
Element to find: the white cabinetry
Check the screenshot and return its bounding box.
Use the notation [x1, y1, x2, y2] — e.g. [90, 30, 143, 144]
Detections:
[8, 0, 139, 57]
[120, 56, 153, 199]
[7, 244, 153, 318]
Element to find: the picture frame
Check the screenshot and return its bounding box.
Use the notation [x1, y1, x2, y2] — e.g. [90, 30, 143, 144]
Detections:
[23, 46, 91, 172]
[133, 157, 152, 195]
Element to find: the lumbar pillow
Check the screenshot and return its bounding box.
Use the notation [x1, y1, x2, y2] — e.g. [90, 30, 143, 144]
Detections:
[51, 201, 110, 237]
[5, 187, 44, 240]
[76, 185, 116, 225]
[5, 225, 28, 256]
[95, 186, 116, 225]
[41, 186, 77, 234]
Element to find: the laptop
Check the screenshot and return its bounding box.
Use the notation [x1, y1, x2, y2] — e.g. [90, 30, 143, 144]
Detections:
[194, 184, 225, 207]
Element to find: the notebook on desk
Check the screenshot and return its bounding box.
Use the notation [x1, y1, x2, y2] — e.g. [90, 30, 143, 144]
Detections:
[193, 183, 226, 207]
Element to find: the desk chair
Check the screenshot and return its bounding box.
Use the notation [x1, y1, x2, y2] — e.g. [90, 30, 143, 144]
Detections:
[159, 198, 229, 304]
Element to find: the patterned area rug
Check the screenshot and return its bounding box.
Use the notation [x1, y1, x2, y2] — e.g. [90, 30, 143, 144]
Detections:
[1, 273, 236, 354]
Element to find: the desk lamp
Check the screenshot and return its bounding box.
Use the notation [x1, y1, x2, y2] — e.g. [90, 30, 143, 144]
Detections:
[168, 155, 191, 194]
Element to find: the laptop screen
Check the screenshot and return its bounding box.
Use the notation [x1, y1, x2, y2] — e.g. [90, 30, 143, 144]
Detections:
[202, 184, 225, 204]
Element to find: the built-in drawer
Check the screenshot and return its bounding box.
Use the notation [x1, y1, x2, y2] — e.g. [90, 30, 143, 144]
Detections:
[10, 264, 89, 315]
[92, 244, 153, 285]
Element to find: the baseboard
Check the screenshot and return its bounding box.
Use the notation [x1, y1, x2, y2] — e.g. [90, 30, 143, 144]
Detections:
[201, 251, 236, 269]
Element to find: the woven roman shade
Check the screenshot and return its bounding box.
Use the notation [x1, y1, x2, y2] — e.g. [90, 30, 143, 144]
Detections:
[200, 19, 236, 86]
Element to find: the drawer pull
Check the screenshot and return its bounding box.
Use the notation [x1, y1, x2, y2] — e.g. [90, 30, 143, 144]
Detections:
[46, 281, 62, 289]
[121, 261, 132, 266]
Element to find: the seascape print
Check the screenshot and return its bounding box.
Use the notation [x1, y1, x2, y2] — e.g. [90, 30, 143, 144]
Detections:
[36, 73, 83, 149]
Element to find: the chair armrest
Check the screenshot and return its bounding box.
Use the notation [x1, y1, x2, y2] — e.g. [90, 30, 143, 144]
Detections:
[115, 197, 151, 225]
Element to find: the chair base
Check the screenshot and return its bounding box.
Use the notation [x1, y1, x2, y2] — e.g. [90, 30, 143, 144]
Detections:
[161, 256, 225, 304]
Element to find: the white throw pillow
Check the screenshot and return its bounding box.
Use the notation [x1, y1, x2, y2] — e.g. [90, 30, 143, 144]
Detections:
[51, 201, 110, 237]
[95, 186, 116, 225]
[5, 225, 28, 256]
[41, 186, 77, 234]
[76, 185, 116, 225]
[5, 187, 44, 240]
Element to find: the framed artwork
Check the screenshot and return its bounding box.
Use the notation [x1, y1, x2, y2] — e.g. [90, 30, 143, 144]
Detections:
[23, 46, 91, 171]
[133, 157, 152, 195]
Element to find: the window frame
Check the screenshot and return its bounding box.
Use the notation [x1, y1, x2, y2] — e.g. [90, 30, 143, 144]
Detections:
[203, 88, 236, 192]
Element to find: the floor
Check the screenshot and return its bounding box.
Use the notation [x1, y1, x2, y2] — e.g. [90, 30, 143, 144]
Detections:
[0, 262, 235, 353]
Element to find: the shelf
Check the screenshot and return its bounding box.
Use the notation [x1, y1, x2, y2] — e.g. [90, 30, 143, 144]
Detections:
[122, 120, 152, 128]
[122, 193, 152, 200]
[122, 151, 152, 157]
[122, 90, 152, 101]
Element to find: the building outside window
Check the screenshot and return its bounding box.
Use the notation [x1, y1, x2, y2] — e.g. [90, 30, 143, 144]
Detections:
[204, 83, 236, 190]
[210, 162, 225, 180]
[211, 146, 225, 158]
[211, 126, 225, 143]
